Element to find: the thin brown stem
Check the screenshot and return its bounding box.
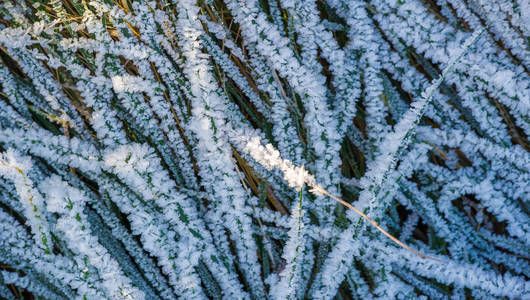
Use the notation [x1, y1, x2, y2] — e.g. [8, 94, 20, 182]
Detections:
[310, 184, 445, 263]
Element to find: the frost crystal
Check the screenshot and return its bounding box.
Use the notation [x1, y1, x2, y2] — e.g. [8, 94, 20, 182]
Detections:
[0, 0, 528, 299]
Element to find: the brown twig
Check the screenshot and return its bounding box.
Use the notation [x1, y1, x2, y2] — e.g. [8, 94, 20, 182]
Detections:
[309, 184, 446, 262]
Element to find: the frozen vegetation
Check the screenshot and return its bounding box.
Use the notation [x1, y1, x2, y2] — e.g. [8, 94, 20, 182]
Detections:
[0, 0, 529, 299]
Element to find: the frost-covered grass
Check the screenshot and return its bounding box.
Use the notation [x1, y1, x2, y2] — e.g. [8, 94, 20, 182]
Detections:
[0, 0, 529, 299]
